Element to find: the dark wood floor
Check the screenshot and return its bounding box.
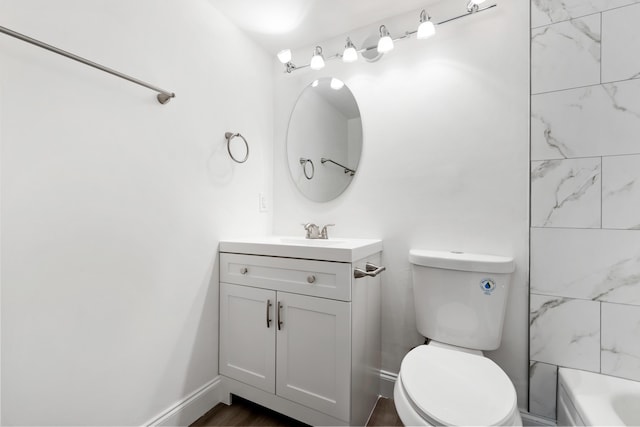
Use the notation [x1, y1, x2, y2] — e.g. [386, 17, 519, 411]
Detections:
[191, 396, 403, 426]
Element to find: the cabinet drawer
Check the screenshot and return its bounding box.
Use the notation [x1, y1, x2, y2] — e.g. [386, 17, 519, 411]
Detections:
[220, 253, 352, 301]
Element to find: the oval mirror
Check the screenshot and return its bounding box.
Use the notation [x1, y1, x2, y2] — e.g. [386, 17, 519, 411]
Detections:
[286, 78, 362, 202]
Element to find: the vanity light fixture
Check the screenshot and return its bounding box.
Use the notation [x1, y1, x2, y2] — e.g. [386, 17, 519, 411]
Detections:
[467, 0, 486, 12]
[277, 1, 497, 74]
[277, 49, 291, 64]
[309, 46, 326, 70]
[277, 48, 296, 73]
[342, 37, 358, 63]
[377, 25, 394, 53]
[417, 10, 436, 39]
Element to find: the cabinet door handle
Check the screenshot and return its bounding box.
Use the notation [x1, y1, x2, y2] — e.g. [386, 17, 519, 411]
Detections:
[240, 267, 248, 275]
[277, 302, 283, 330]
[307, 275, 316, 284]
[266, 299, 272, 328]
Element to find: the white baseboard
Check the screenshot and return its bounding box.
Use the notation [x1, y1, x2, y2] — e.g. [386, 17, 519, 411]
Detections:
[143, 376, 223, 427]
[379, 369, 398, 398]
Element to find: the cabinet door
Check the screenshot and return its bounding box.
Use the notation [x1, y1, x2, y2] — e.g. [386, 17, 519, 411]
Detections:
[220, 283, 276, 393]
[276, 292, 351, 421]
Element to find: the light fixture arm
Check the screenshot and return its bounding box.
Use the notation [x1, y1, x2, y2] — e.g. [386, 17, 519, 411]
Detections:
[278, 2, 497, 73]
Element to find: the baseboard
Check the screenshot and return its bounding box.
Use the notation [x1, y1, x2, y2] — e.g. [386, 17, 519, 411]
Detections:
[520, 411, 557, 426]
[379, 369, 398, 398]
[143, 376, 223, 427]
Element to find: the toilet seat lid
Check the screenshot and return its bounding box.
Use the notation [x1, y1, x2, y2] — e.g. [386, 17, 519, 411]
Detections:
[400, 345, 517, 426]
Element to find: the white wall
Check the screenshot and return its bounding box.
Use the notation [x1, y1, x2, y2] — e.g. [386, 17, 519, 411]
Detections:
[0, 1, 273, 424]
[273, 1, 530, 407]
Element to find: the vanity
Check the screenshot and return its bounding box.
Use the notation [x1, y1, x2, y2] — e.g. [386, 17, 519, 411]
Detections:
[218, 236, 383, 426]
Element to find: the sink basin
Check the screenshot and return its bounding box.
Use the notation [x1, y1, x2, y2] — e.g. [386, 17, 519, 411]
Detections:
[278, 238, 345, 246]
[219, 236, 382, 262]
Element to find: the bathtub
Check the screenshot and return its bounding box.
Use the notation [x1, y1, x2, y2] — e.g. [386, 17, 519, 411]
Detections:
[557, 367, 640, 426]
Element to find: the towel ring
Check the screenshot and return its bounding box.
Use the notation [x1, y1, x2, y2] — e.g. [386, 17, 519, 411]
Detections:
[300, 158, 314, 180]
[225, 132, 249, 163]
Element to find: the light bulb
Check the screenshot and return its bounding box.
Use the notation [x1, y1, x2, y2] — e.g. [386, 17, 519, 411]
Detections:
[277, 49, 292, 64]
[417, 10, 436, 39]
[330, 78, 344, 90]
[342, 37, 358, 63]
[310, 46, 325, 70]
[467, 0, 486, 12]
[377, 25, 394, 53]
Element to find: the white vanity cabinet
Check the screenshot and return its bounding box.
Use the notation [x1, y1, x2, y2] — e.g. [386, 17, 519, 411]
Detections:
[218, 237, 382, 427]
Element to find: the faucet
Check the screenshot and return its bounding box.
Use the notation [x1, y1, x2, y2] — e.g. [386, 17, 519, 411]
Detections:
[303, 223, 335, 239]
[320, 224, 335, 239]
[303, 223, 320, 239]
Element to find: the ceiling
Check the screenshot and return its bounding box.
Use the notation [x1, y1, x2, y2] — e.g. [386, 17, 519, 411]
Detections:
[208, 0, 440, 54]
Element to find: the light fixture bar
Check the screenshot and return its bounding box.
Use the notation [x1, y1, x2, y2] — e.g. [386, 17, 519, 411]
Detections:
[279, 2, 497, 73]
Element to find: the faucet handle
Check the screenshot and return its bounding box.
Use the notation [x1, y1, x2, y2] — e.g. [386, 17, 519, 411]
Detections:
[302, 223, 320, 239]
[320, 224, 335, 239]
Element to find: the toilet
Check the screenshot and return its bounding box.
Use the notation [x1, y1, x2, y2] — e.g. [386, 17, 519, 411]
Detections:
[394, 249, 522, 426]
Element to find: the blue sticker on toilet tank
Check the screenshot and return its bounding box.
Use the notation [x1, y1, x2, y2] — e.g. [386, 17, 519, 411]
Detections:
[480, 279, 495, 295]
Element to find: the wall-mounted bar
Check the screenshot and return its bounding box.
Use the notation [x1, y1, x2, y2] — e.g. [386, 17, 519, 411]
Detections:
[321, 158, 356, 176]
[0, 25, 175, 105]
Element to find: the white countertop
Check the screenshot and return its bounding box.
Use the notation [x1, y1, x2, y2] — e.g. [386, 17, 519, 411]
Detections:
[219, 236, 383, 262]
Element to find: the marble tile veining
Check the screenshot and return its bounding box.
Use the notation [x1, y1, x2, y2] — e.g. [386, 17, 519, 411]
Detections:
[529, 361, 558, 419]
[602, 3, 640, 82]
[531, 15, 601, 94]
[530, 294, 601, 371]
[601, 303, 640, 381]
[532, 0, 640, 28]
[531, 158, 601, 228]
[532, 79, 640, 160]
[602, 155, 640, 229]
[531, 228, 640, 305]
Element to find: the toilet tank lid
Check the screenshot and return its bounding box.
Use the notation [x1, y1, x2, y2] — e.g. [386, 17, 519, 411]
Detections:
[409, 249, 515, 273]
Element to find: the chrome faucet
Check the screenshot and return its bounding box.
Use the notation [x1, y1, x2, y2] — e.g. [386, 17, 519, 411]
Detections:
[303, 223, 335, 239]
[303, 223, 320, 239]
[320, 224, 335, 239]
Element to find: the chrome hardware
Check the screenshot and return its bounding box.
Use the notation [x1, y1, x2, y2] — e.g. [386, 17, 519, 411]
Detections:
[300, 158, 315, 180]
[0, 25, 175, 104]
[320, 224, 335, 239]
[302, 222, 335, 239]
[240, 267, 248, 275]
[266, 299, 272, 328]
[277, 302, 283, 330]
[307, 275, 316, 284]
[225, 132, 249, 163]
[302, 223, 321, 239]
[354, 262, 386, 279]
[320, 157, 356, 176]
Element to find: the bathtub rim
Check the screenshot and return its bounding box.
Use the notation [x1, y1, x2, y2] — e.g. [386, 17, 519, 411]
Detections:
[557, 367, 639, 426]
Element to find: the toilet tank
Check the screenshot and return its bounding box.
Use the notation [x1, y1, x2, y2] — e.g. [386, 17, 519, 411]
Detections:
[409, 249, 515, 351]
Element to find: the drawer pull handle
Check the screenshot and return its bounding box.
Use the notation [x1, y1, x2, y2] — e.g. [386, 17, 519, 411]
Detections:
[240, 267, 248, 275]
[277, 302, 283, 330]
[266, 299, 272, 328]
[307, 275, 316, 284]
[354, 262, 386, 279]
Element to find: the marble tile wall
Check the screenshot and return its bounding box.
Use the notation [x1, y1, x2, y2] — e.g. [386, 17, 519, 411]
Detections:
[530, 0, 640, 420]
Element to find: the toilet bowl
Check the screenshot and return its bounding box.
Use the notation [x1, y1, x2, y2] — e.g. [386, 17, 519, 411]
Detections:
[394, 344, 522, 426]
[395, 249, 521, 426]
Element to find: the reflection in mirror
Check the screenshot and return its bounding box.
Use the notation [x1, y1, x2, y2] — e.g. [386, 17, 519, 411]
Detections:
[287, 78, 362, 202]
